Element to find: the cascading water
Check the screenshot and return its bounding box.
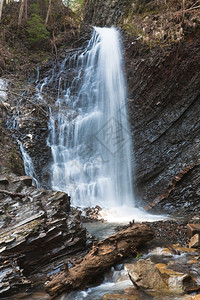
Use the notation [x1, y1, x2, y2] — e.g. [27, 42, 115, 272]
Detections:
[48, 27, 135, 210]
[18, 141, 39, 187]
[46, 27, 166, 222]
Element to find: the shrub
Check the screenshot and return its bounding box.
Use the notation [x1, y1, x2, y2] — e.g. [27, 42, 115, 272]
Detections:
[27, 9, 50, 45]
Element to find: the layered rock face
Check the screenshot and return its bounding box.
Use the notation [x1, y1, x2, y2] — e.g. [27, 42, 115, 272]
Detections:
[82, 0, 200, 215]
[126, 36, 200, 215]
[1, 1, 199, 217]
[83, 0, 129, 27]
[0, 176, 87, 297]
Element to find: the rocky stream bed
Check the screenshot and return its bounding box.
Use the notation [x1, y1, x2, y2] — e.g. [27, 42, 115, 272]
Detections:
[0, 175, 200, 300]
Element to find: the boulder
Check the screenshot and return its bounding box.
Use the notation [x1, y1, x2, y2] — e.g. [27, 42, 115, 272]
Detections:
[125, 258, 193, 295]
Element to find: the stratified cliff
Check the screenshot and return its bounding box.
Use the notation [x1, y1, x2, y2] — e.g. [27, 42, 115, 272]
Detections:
[1, 0, 200, 216]
[84, 0, 200, 216]
[126, 35, 200, 216]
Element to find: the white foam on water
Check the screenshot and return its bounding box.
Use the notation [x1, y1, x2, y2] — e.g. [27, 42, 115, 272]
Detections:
[45, 27, 167, 222]
[99, 206, 167, 223]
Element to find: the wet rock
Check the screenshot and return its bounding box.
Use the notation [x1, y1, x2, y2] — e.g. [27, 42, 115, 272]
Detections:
[189, 234, 200, 248]
[126, 34, 200, 216]
[103, 293, 141, 300]
[0, 175, 87, 297]
[171, 245, 198, 254]
[190, 295, 200, 300]
[187, 224, 200, 237]
[81, 205, 104, 222]
[0, 259, 31, 297]
[124, 287, 139, 296]
[125, 258, 194, 295]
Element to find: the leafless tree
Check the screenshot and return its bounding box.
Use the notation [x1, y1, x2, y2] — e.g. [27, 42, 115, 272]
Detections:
[18, 0, 26, 26]
[0, 0, 4, 23]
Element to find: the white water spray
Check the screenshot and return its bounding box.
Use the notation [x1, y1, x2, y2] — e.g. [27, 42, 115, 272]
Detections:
[48, 27, 165, 222]
[48, 27, 134, 208]
[18, 141, 39, 188]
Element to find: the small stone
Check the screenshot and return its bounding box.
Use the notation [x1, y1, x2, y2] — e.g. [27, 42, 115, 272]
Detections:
[189, 234, 200, 248]
[187, 224, 200, 237]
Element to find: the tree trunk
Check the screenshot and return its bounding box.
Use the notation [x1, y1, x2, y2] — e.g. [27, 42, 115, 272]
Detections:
[18, 0, 25, 27]
[24, 0, 27, 20]
[45, 223, 153, 298]
[0, 0, 4, 23]
[45, 0, 52, 25]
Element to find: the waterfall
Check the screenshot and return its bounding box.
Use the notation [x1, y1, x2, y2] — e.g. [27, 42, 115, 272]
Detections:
[18, 141, 39, 188]
[48, 27, 135, 209]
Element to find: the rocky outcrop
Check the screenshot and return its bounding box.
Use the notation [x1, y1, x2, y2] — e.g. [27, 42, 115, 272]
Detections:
[126, 258, 193, 295]
[82, 0, 200, 216]
[126, 35, 200, 215]
[83, 0, 129, 27]
[1, 78, 51, 187]
[0, 175, 87, 297]
[125, 245, 200, 297]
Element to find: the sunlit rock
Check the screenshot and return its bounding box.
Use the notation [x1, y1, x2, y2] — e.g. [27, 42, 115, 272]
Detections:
[189, 234, 200, 248]
[103, 292, 141, 300]
[125, 258, 193, 295]
[187, 224, 200, 238]
[190, 295, 200, 300]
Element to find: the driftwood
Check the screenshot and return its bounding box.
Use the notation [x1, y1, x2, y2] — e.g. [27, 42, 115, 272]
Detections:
[45, 223, 153, 298]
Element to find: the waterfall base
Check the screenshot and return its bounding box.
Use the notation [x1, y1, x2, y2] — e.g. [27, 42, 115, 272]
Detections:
[99, 206, 167, 223]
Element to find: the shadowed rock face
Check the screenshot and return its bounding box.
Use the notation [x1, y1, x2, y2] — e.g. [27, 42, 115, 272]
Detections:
[126, 36, 200, 215]
[82, 0, 200, 216]
[0, 176, 87, 297]
[83, 0, 129, 27]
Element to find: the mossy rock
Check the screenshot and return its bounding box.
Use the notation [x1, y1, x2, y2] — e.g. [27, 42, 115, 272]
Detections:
[8, 149, 24, 176]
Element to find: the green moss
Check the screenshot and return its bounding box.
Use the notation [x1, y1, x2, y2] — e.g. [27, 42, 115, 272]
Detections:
[8, 149, 24, 176]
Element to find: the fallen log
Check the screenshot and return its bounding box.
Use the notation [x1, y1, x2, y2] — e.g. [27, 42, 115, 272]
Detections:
[45, 223, 153, 298]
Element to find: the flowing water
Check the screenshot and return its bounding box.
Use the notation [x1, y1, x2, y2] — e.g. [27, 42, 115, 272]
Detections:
[46, 26, 165, 222]
[48, 27, 134, 209]
[2, 79, 39, 187]
[18, 141, 39, 187]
